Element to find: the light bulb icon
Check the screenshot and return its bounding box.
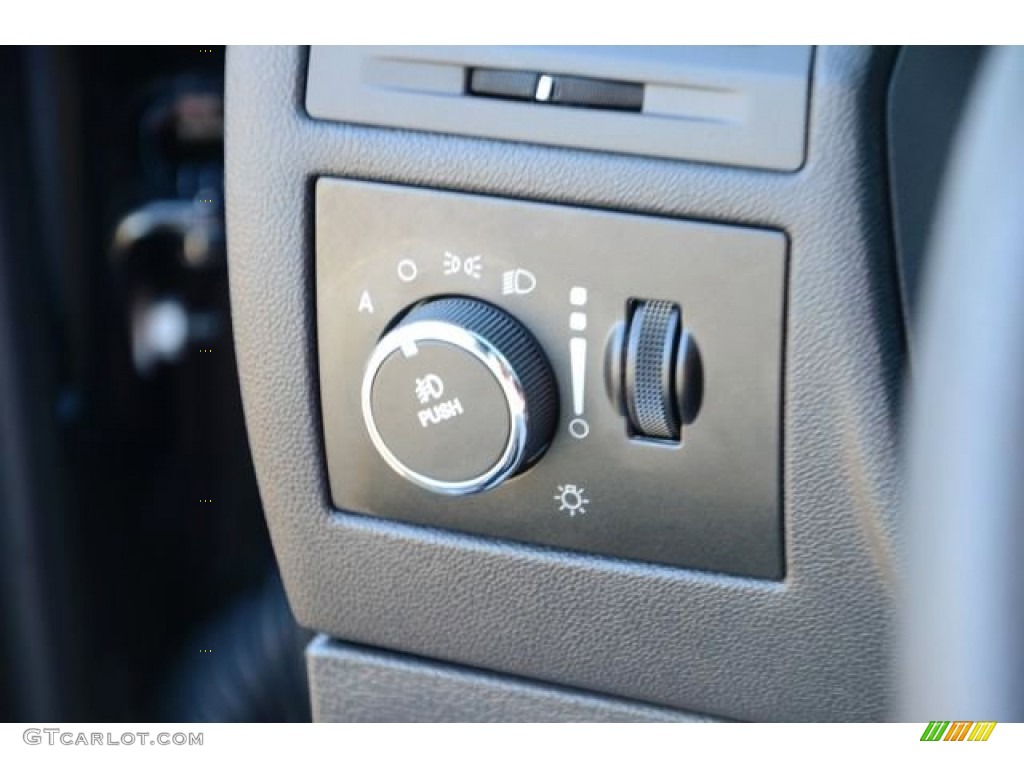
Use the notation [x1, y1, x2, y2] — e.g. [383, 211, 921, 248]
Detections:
[554, 484, 589, 517]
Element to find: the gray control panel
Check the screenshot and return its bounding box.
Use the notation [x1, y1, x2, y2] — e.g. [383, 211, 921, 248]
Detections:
[317, 178, 786, 578]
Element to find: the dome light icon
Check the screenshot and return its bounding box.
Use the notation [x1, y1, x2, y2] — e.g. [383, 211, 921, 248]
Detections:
[554, 484, 589, 517]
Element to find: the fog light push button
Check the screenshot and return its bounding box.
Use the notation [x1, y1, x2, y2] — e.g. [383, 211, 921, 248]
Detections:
[362, 297, 558, 496]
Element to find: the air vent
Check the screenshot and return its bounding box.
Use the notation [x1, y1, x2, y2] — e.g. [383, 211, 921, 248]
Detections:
[468, 68, 643, 112]
[306, 46, 812, 171]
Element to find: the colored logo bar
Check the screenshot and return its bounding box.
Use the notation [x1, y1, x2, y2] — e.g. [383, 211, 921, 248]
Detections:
[920, 721, 997, 741]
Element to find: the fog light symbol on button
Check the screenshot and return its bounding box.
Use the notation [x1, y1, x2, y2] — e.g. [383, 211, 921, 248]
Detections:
[554, 484, 589, 517]
[414, 373, 444, 404]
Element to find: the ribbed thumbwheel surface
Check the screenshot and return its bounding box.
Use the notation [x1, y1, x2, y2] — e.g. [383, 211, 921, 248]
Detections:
[625, 300, 682, 440]
[361, 297, 558, 496]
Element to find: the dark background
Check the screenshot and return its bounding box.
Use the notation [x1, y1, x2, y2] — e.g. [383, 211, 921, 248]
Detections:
[0, 46, 309, 722]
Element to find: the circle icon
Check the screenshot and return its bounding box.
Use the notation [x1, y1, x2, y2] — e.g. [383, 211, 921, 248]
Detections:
[396, 259, 418, 283]
[568, 418, 590, 439]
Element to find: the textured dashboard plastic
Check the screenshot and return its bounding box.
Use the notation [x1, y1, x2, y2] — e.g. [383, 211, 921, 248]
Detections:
[307, 636, 716, 722]
[306, 46, 812, 171]
[225, 46, 903, 722]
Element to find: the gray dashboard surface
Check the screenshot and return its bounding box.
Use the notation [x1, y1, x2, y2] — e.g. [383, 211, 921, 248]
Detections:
[305, 46, 812, 170]
[225, 46, 903, 721]
[308, 636, 715, 722]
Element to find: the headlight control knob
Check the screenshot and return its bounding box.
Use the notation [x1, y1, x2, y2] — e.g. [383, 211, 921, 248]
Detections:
[361, 297, 558, 495]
